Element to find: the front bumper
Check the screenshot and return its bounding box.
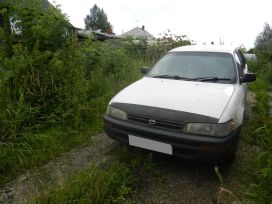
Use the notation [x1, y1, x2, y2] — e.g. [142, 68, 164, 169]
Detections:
[104, 115, 240, 161]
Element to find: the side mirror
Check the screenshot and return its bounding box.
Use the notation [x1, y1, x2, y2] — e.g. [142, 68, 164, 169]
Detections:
[140, 67, 151, 74]
[241, 73, 256, 83]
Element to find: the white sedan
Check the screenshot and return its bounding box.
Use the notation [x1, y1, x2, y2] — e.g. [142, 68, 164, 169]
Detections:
[104, 45, 256, 161]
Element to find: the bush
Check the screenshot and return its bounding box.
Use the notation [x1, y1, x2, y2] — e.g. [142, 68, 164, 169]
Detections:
[0, 0, 191, 185]
[0, 1, 145, 184]
[0, 40, 89, 141]
[246, 60, 272, 203]
[0, 34, 145, 183]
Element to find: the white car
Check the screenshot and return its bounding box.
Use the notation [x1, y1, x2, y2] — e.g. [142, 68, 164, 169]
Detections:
[104, 45, 256, 161]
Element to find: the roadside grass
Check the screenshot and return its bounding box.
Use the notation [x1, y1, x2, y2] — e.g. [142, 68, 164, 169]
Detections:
[32, 162, 133, 204]
[0, 126, 95, 185]
[32, 145, 160, 203]
[245, 62, 272, 203]
[0, 46, 144, 186]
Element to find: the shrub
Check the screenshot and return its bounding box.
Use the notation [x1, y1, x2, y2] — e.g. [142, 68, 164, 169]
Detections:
[246, 60, 272, 203]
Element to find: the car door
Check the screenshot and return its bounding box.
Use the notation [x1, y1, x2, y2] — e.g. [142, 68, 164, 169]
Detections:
[235, 50, 248, 91]
[234, 50, 247, 119]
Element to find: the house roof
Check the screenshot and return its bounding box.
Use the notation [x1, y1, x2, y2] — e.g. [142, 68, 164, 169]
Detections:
[77, 29, 120, 41]
[120, 27, 155, 40]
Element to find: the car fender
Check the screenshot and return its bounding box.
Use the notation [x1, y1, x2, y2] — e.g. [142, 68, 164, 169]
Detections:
[219, 85, 245, 126]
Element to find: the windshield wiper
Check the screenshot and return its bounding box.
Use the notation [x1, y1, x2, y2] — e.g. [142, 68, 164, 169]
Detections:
[153, 75, 193, 80]
[153, 75, 232, 82]
[193, 77, 231, 82]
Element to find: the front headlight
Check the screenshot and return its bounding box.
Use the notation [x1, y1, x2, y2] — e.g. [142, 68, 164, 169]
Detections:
[182, 120, 236, 137]
[107, 105, 128, 120]
[183, 123, 217, 136]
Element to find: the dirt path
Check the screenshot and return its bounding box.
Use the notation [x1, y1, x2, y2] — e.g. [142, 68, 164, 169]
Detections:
[0, 92, 256, 204]
[0, 133, 115, 204]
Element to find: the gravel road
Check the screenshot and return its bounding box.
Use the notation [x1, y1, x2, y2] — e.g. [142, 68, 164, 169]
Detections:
[0, 133, 115, 204]
[0, 92, 256, 204]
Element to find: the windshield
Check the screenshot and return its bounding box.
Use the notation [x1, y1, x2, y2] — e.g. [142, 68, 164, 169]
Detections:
[147, 52, 236, 83]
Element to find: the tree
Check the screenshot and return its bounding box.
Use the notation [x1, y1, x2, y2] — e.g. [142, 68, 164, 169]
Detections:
[237, 44, 247, 53]
[0, 0, 70, 55]
[255, 23, 272, 62]
[84, 4, 113, 34]
[255, 23, 272, 51]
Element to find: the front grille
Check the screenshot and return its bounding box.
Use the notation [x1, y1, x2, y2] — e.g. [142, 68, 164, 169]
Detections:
[128, 114, 185, 132]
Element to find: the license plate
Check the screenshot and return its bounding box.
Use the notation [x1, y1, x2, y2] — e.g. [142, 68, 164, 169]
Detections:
[128, 135, 173, 155]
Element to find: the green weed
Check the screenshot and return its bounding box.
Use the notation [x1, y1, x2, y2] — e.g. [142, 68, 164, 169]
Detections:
[33, 162, 133, 204]
[32, 145, 160, 203]
[0, 0, 188, 188]
[245, 61, 272, 203]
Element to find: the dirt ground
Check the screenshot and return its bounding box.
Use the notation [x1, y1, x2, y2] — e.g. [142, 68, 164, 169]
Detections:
[0, 133, 115, 204]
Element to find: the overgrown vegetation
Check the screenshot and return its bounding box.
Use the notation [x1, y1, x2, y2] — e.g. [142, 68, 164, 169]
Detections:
[0, 0, 190, 186]
[1, 0, 272, 203]
[34, 162, 133, 203]
[246, 65, 272, 203]
[245, 23, 272, 203]
[33, 146, 160, 203]
[0, 1, 142, 184]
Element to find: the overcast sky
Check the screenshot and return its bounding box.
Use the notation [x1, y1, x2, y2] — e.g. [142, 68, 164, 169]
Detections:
[48, 0, 272, 49]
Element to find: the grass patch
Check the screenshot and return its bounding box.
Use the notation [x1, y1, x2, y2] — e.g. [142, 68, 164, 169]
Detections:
[0, 69, 142, 186]
[245, 69, 272, 203]
[33, 162, 133, 204]
[32, 145, 160, 203]
[0, 126, 96, 185]
[0, 37, 145, 186]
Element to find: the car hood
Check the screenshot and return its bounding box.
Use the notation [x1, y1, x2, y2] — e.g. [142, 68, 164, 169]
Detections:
[110, 77, 235, 119]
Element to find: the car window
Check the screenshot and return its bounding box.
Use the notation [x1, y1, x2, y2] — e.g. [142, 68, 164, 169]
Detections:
[148, 52, 236, 83]
[235, 53, 244, 77]
[235, 51, 246, 70]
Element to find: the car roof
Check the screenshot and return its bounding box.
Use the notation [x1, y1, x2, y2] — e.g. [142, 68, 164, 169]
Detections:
[169, 45, 236, 54]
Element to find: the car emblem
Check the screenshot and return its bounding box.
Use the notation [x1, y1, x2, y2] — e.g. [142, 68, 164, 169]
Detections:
[148, 119, 156, 125]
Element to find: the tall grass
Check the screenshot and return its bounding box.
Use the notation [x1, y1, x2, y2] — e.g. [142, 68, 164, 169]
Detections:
[0, 0, 190, 186]
[245, 61, 272, 203]
[0, 35, 147, 183]
[0, 38, 145, 185]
